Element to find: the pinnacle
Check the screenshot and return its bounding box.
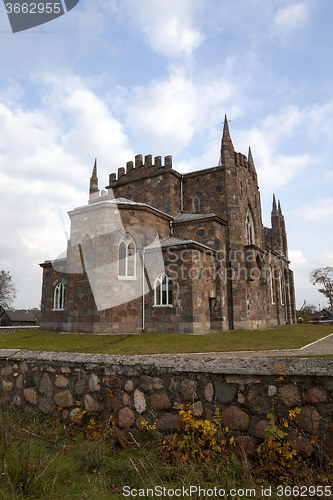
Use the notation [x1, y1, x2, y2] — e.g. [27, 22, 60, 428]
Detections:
[89, 158, 99, 195]
[278, 200, 283, 216]
[272, 194, 277, 212]
[222, 115, 232, 143]
[220, 115, 234, 161]
[92, 158, 97, 178]
[248, 147, 254, 166]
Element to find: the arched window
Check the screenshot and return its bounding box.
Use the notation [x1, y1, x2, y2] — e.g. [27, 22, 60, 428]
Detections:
[193, 193, 204, 213]
[118, 233, 136, 279]
[154, 273, 173, 306]
[269, 266, 275, 305]
[278, 269, 284, 306]
[246, 210, 255, 245]
[53, 282, 65, 310]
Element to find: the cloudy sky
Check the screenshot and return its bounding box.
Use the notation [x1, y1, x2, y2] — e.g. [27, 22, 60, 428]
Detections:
[0, 0, 332, 311]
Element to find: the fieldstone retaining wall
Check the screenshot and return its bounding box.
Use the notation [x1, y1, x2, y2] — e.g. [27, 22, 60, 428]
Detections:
[1, 350, 333, 455]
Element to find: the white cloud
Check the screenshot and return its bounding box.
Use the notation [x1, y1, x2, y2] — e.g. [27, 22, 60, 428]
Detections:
[128, 69, 237, 154]
[290, 198, 333, 223]
[232, 106, 314, 191]
[118, 0, 205, 58]
[289, 250, 307, 264]
[0, 75, 134, 308]
[274, 1, 310, 38]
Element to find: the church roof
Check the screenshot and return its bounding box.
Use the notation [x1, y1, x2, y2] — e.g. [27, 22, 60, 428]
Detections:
[82, 196, 174, 220]
[1, 309, 37, 322]
[150, 236, 216, 252]
[174, 213, 216, 222]
[174, 212, 227, 224]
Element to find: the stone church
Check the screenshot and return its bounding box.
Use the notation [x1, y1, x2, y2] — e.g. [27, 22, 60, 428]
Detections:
[39, 117, 296, 334]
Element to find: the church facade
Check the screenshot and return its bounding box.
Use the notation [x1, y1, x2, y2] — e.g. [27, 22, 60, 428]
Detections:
[39, 118, 297, 334]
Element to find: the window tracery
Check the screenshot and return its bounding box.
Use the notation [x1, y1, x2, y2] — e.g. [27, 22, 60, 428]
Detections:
[154, 273, 173, 306]
[193, 192, 204, 213]
[118, 233, 136, 279]
[246, 210, 255, 245]
[53, 282, 65, 310]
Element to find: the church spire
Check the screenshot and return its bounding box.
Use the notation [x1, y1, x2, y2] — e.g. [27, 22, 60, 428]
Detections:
[222, 115, 234, 147]
[89, 158, 99, 195]
[220, 115, 234, 166]
[272, 193, 277, 212]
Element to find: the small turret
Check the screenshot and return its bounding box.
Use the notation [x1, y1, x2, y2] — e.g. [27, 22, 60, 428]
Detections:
[248, 147, 258, 183]
[271, 194, 282, 253]
[278, 200, 282, 216]
[89, 159, 99, 195]
[278, 200, 288, 259]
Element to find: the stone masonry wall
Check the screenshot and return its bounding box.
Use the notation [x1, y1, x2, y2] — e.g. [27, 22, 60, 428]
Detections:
[182, 167, 227, 218]
[0, 351, 332, 455]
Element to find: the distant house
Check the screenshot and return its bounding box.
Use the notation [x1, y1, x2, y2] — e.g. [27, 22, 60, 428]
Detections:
[0, 307, 37, 327]
[321, 308, 332, 320]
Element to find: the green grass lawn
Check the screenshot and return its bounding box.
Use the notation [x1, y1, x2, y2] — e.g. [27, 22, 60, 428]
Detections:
[0, 324, 332, 355]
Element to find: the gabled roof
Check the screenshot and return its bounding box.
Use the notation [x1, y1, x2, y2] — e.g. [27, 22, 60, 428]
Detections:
[75, 197, 173, 220]
[1, 309, 37, 322]
[149, 236, 216, 253]
[174, 213, 217, 222]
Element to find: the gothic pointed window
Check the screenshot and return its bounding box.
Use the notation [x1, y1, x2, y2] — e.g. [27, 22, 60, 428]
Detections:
[154, 273, 172, 306]
[279, 269, 284, 306]
[193, 192, 204, 213]
[269, 265, 275, 305]
[246, 210, 255, 245]
[53, 282, 65, 310]
[118, 233, 136, 279]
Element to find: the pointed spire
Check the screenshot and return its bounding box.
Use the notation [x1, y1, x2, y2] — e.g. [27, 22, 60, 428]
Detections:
[271, 193, 282, 253]
[247, 146, 258, 183]
[248, 147, 254, 167]
[92, 158, 97, 177]
[220, 115, 234, 166]
[89, 158, 99, 195]
[222, 115, 233, 145]
[278, 200, 283, 216]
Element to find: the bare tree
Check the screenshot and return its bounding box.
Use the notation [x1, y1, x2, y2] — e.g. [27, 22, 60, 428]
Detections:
[310, 267, 333, 312]
[0, 270, 17, 308]
[298, 302, 318, 316]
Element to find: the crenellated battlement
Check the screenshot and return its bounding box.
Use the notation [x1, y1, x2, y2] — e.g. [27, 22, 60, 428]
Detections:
[108, 154, 173, 185]
[234, 150, 257, 182]
[234, 151, 249, 169]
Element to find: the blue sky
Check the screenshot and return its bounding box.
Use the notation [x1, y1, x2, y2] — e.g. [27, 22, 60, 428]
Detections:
[0, 0, 332, 311]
